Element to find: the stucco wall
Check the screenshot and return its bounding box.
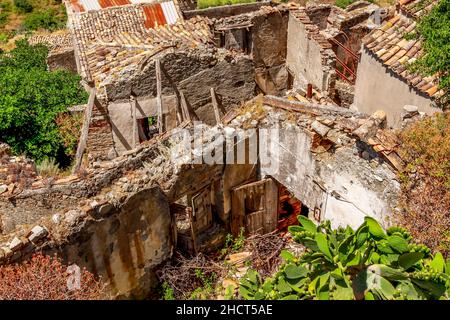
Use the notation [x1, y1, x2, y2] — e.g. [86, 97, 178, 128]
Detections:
[286, 12, 331, 91]
[108, 95, 178, 155]
[260, 123, 399, 230]
[354, 48, 438, 128]
[56, 187, 173, 299]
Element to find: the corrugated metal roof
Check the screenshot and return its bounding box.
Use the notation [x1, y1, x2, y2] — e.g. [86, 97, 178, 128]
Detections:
[161, 1, 178, 25]
[69, 0, 181, 27]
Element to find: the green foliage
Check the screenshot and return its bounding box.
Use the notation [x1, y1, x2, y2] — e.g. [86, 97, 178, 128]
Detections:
[189, 269, 217, 299]
[161, 282, 175, 300]
[239, 216, 450, 300]
[409, 0, 450, 105]
[14, 0, 33, 13]
[334, 0, 355, 9]
[36, 158, 60, 178]
[197, 0, 255, 10]
[22, 9, 65, 31]
[0, 40, 88, 165]
[220, 227, 246, 258]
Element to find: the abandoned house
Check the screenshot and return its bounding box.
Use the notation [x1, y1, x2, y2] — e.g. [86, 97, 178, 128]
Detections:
[354, 0, 443, 128]
[0, 0, 440, 299]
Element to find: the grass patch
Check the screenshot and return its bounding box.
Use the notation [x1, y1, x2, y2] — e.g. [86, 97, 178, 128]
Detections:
[197, 0, 256, 10]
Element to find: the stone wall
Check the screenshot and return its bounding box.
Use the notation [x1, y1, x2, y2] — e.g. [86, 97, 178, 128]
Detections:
[251, 10, 289, 95]
[47, 48, 78, 73]
[354, 48, 438, 128]
[286, 9, 336, 93]
[52, 187, 173, 299]
[87, 50, 255, 158]
[226, 96, 401, 230]
[183, 2, 272, 19]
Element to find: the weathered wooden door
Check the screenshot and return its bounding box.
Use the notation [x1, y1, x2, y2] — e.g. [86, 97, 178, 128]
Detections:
[191, 186, 213, 235]
[231, 178, 278, 236]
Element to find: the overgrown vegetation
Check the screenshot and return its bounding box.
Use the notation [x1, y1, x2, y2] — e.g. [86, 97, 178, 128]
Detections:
[197, 0, 256, 10]
[22, 8, 66, 31]
[0, 254, 106, 300]
[408, 0, 450, 105]
[397, 113, 450, 257]
[0, 40, 88, 166]
[220, 227, 246, 258]
[0, 0, 66, 45]
[239, 216, 450, 300]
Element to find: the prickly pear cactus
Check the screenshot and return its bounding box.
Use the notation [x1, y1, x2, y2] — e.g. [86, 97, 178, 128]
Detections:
[239, 216, 450, 300]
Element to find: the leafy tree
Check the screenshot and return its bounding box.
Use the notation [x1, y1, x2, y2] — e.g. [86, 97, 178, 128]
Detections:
[239, 216, 450, 300]
[411, 0, 450, 105]
[0, 40, 88, 166]
[22, 9, 66, 31]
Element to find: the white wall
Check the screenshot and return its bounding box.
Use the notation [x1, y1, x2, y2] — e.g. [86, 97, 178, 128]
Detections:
[354, 48, 439, 128]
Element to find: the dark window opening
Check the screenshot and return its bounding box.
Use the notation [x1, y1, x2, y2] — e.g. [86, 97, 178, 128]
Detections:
[137, 116, 158, 143]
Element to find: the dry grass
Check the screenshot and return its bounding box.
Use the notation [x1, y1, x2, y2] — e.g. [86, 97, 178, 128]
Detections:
[397, 113, 450, 257]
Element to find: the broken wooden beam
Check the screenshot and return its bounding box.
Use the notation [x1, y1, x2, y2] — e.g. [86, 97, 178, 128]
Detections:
[155, 59, 164, 134]
[131, 95, 137, 148]
[180, 91, 200, 122]
[210, 87, 221, 125]
[72, 87, 96, 174]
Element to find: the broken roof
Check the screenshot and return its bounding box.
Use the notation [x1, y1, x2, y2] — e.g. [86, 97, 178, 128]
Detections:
[399, 0, 438, 20]
[28, 30, 74, 54]
[67, 0, 215, 88]
[362, 1, 443, 100]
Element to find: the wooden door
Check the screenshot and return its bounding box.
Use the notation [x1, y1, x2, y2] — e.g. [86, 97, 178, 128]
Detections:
[231, 178, 278, 236]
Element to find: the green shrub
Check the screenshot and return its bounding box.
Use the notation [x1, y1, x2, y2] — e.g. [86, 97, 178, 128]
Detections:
[0, 40, 88, 165]
[334, 0, 355, 8]
[37, 158, 60, 177]
[0, 12, 9, 28]
[22, 9, 65, 31]
[13, 0, 33, 13]
[239, 216, 450, 300]
[197, 0, 255, 10]
[0, 33, 8, 43]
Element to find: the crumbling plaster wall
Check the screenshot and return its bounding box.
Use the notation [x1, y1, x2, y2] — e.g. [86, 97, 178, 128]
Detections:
[51, 187, 173, 299]
[251, 10, 289, 95]
[286, 11, 336, 93]
[253, 108, 400, 230]
[354, 49, 438, 128]
[98, 51, 255, 157]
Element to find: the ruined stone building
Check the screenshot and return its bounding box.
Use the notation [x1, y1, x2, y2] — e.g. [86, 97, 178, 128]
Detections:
[0, 0, 437, 299]
[354, 0, 443, 128]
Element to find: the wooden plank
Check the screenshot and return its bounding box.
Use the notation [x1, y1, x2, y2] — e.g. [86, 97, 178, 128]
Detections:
[155, 59, 164, 133]
[210, 87, 221, 125]
[180, 91, 190, 122]
[245, 210, 264, 235]
[72, 87, 96, 174]
[231, 188, 246, 236]
[131, 95, 137, 148]
[180, 91, 200, 121]
[188, 208, 198, 255]
[264, 178, 279, 233]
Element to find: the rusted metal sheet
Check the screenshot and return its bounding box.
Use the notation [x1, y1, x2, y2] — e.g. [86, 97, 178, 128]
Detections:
[98, 0, 131, 8]
[70, 0, 86, 12]
[143, 4, 167, 29]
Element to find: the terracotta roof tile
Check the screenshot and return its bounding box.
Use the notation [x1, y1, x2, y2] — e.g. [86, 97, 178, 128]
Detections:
[362, 6, 440, 99]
